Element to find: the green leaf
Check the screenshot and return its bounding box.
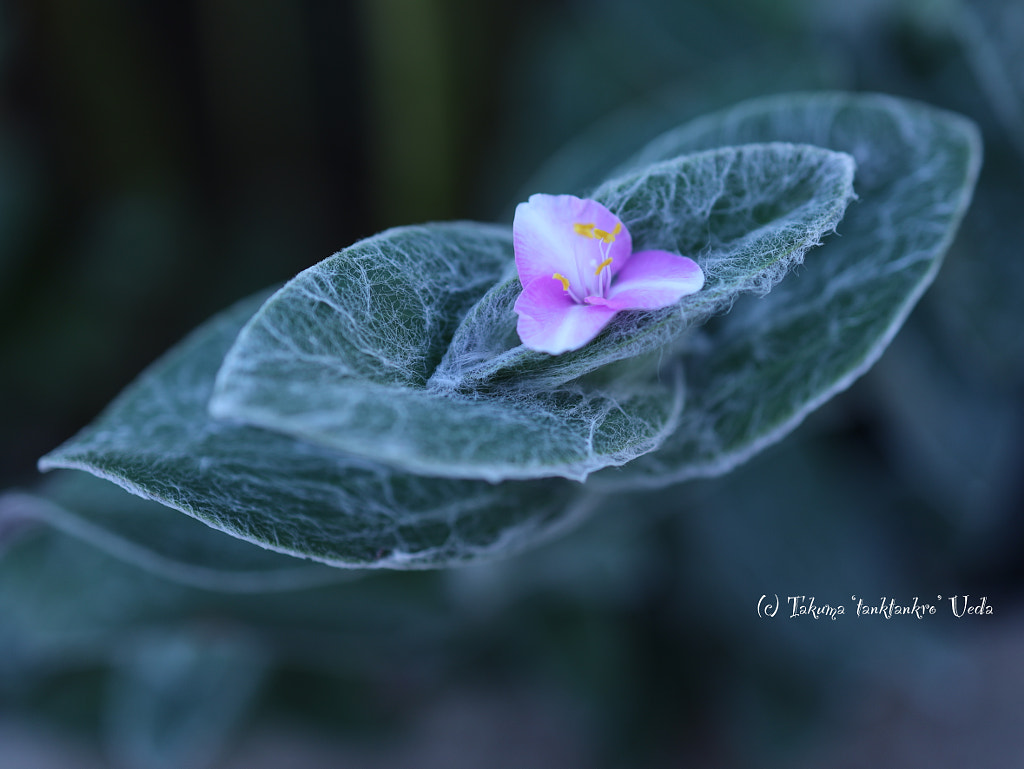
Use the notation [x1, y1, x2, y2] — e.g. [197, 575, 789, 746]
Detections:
[434, 144, 855, 393]
[0, 473, 353, 592]
[594, 92, 982, 487]
[0, 523, 455, 666]
[209, 222, 683, 481]
[38, 291, 589, 568]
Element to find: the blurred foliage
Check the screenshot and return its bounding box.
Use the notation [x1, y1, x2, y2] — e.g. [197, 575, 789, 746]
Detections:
[3, 0, 1024, 766]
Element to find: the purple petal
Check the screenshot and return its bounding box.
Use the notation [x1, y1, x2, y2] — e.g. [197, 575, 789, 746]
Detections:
[514, 277, 618, 354]
[513, 194, 632, 294]
[604, 250, 705, 311]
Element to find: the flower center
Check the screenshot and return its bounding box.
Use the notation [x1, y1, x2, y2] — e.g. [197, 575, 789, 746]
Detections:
[551, 220, 621, 302]
[573, 221, 621, 244]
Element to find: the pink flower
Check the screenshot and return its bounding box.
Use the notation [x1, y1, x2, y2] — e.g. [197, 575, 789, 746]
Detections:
[512, 194, 705, 354]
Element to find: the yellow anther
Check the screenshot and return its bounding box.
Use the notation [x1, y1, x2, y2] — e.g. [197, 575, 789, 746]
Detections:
[552, 273, 570, 291]
[594, 257, 613, 276]
[576, 220, 622, 244]
[592, 222, 622, 244]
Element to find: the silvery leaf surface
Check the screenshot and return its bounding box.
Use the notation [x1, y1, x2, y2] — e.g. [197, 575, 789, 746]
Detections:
[39, 291, 585, 568]
[593, 92, 981, 488]
[209, 222, 683, 482]
[0, 473, 352, 592]
[434, 143, 856, 392]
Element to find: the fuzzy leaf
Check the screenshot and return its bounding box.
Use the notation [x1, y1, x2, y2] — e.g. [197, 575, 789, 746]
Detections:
[209, 222, 683, 482]
[39, 292, 589, 568]
[594, 92, 982, 487]
[432, 143, 856, 391]
[0, 474, 352, 592]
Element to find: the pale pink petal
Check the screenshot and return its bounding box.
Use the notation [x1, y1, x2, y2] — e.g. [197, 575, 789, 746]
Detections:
[514, 194, 632, 295]
[604, 250, 705, 311]
[514, 276, 618, 354]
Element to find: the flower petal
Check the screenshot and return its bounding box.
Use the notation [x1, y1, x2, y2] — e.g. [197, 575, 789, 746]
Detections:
[513, 194, 632, 295]
[604, 250, 705, 311]
[514, 276, 618, 354]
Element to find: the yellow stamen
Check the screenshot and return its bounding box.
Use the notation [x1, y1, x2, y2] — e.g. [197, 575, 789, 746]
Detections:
[574, 221, 621, 244]
[552, 273, 570, 291]
[594, 257, 613, 276]
[592, 222, 622, 244]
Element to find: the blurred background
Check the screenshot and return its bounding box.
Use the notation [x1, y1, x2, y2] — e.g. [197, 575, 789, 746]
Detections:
[2, 0, 1024, 767]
